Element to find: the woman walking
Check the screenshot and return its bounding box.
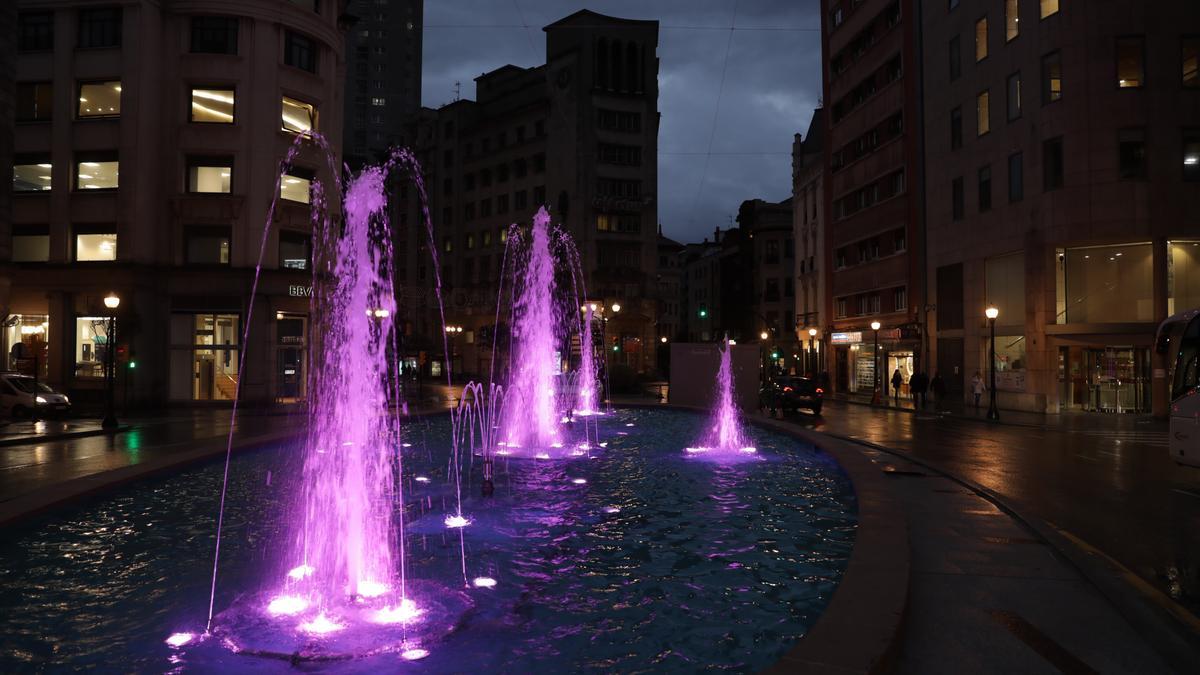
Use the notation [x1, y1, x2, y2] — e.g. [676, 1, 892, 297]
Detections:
[971, 371, 984, 409]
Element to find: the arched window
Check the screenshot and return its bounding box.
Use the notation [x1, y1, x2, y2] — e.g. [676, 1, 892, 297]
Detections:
[596, 38, 609, 89]
[627, 42, 638, 94]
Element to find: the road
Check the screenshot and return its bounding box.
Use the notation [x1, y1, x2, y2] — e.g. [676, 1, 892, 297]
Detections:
[788, 400, 1200, 614]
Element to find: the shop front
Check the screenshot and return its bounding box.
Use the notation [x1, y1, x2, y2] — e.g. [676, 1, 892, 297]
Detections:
[1058, 345, 1151, 413]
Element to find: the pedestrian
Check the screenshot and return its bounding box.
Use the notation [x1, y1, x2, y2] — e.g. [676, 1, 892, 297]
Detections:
[931, 371, 946, 406]
[911, 370, 928, 409]
[971, 371, 984, 409]
[891, 368, 903, 402]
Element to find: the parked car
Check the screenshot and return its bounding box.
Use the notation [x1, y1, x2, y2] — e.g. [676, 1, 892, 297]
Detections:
[0, 372, 71, 418]
[760, 376, 824, 416]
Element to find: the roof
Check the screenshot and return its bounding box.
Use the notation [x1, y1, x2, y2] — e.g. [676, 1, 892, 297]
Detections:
[543, 9, 659, 31]
[801, 107, 824, 155]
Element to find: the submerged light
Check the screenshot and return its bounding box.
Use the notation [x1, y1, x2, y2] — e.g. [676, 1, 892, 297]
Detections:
[445, 514, 470, 528]
[267, 595, 308, 616]
[473, 576, 497, 588]
[415, 475, 431, 483]
[356, 580, 388, 598]
[298, 613, 344, 634]
[372, 598, 422, 624]
[286, 564, 315, 581]
[402, 648, 430, 660]
[165, 632, 195, 648]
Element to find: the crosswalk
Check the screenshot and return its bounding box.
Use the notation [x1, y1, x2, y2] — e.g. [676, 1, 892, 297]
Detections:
[1070, 429, 1169, 448]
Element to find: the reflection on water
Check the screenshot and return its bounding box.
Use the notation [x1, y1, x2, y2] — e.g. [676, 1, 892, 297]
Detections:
[0, 408, 856, 672]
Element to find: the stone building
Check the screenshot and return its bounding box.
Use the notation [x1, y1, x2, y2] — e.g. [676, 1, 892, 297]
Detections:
[793, 108, 826, 375]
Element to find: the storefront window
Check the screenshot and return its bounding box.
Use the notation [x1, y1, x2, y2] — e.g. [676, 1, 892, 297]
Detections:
[168, 313, 240, 400]
[5, 315, 49, 378]
[992, 335, 1027, 391]
[1168, 240, 1200, 315]
[75, 316, 110, 378]
[1057, 243, 1153, 323]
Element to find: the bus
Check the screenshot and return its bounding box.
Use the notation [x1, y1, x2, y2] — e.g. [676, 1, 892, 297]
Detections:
[1157, 308, 1200, 467]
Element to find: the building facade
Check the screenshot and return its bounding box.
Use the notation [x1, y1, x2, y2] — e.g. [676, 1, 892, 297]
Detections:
[6, 0, 346, 407]
[822, 0, 925, 397]
[793, 108, 827, 376]
[342, 0, 422, 166]
[737, 198, 802, 376]
[921, 0, 1200, 414]
[396, 10, 661, 380]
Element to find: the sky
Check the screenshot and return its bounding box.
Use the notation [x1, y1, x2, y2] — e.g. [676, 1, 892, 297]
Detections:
[421, 0, 824, 244]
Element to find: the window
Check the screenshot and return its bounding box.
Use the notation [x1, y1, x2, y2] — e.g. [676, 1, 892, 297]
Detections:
[288, 0, 319, 11]
[1042, 51, 1063, 103]
[975, 17, 988, 61]
[185, 226, 231, 265]
[191, 88, 235, 123]
[1040, 0, 1059, 19]
[949, 0, 959, 9]
[12, 226, 50, 262]
[1169, 241, 1200, 316]
[78, 8, 122, 49]
[16, 83, 53, 122]
[443, 177, 452, 195]
[534, 185, 546, 204]
[284, 31, 317, 73]
[835, 298, 848, 319]
[1058, 244, 1153, 323]
[282, 96, 316, 134]
[1184, 129, 1200, 181]
[191, 16, 238, 54]
[18, 12, 54, 52]
[480, 169, 492, 187]
[483, 230, 492, 247]
[75, 154, 119, 190]
[894, 229, 907, 253]
[75, 317, 111, 378]
[1118, 129, 1147, 180]
[1007, 72, 1022, 120]
[13, 157, 52, 192]
[533, 153, 546, 172]
[835, 247, 848, 269]
[1116, 37, 1145, 88]
[596, 144, 640, 166]
[187, 157, 233, 193]
[443, 237, 452, 253]
[978, 166, 992, 212]
[371, 97, 386, 106]
[950, 106, 963, 150]
[535, 120, 545, 137]
[466, 233, 475, 250]
[281, 168, 313, 203]
[497, 194, 509, 213]
[75, 232, 117, 261]
[279, 231, 311, 270]
[443, 149, 454, 166]
[949, 36, 961, 81]
[977, 91, 990, 136]
[78, 81, 121, 118]
[894, 288, 907, 312]
[1005, 0, 1019, 41]
[1043, 136, 1064, 190]
[497, 164, 509, 182]
[1008, 152, 1024, 202]
[1185, 37, 1200, 88]
[480, 198, 492, 217]
[515, 190, 528, 209]
[952, 176, 964, 220]
[168, 314, 241, 401]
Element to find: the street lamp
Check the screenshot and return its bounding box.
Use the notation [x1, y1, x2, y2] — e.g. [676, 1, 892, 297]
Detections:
[985, 306, 1000, 421]
[659, 336, 667, 343]
[760, 331, 769, 341]
[102, 293, 121, 430]
[870, 320, 881, 405]
[808, 327, 818, 376]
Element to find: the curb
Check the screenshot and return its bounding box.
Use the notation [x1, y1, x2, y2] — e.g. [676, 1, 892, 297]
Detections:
[831, 395, 1050, 430]
[0, 424, 134, 448]
[810, 426, 1200, 673]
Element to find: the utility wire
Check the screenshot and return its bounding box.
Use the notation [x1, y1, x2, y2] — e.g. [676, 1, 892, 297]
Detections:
[685, 0, 740, 228]
[423, 23, 817, 31]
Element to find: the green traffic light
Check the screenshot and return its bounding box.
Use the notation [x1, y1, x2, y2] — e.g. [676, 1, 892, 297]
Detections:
[699, 309, 707, 317]
[612, 345, 620, 352]
[771, 351, 779, 359]
[128, 361, 136, 369]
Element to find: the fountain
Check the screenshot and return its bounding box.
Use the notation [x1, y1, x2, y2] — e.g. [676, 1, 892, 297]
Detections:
[573, 304, 600, 416]
[686, 338, 757, 456]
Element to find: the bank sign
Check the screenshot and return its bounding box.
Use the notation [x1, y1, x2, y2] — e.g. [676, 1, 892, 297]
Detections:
[288, 285, 313, 297]
[831, 332, 862, 344]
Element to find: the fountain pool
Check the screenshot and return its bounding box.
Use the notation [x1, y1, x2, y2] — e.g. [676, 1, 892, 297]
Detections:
[0, 408, 855, 672]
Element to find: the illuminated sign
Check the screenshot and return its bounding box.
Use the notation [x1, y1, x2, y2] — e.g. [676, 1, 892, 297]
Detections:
[288, 285, 313, 297]
[831, 331, 862, 344]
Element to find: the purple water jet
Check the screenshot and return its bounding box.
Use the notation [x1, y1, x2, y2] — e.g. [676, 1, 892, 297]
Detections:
[574, 305, 599, 415]
[686, 338, 755, 456]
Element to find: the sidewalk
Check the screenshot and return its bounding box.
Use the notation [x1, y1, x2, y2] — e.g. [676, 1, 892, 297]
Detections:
[830, 390, 1167, 432]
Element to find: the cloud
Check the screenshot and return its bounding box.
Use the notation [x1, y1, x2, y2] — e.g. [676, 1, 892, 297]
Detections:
[422, 0, 822, 243]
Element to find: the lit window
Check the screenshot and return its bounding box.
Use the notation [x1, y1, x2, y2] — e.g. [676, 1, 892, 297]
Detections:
[975, 17, 988, 62]
[75, 156, 119, 190]
[13, 159, 52, 192]
[78, 81, 121, 118]
[75, 317, 111, 378]
[282, 96, 315, 134]
[279, 232, 310, 270]
[1116, 37, 1145, 88]
[1040, 0, 1059, 19]
[371, 97, 386, 106]
[280, 170, 312, 203]
[187, 157, 232, 193]
[76, 233, 117, 261]
[1184, 129, 1200, 181]
[1185, 38, 1200, 88]
[191, 88, 235, 123]
[1042, 51, 1063, 103]
[977, 90, 990, 136]
[1005, 0, 1019, 41]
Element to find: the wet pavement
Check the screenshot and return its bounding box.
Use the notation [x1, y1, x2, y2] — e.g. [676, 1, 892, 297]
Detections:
[778, 400, 1200, 616]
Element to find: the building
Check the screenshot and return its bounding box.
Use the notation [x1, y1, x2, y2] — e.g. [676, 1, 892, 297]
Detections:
[396, 10, 661, 379]
[678, 237, 722, 342]
[341, 0, 422, 166]
[737, 198, 802, 375]
[794, 109, 827, 376]
[655, 230, 683, 372]
[921, 0, 1200, 414]
[6, 0, 347, 406]
[821, 0, 925, 396]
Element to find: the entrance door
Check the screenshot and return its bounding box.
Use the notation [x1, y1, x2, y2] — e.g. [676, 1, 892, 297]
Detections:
[937, 338, 964, 396]
[835, 347, 849, 392]
[277, 347, 304, 401]
[1062, 346, 1150, 413]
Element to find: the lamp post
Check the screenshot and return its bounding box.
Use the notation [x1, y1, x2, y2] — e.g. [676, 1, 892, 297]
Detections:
[985, 306, 1000, 421]
[808, 327, 818, 376]
[870, 321, 882, 405]
[759, 330, 770, 382]
[444, 324, 463, 381]
[102, 293, 120, 430]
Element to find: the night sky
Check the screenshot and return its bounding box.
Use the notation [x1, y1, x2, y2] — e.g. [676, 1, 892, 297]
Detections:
[421, 1, 823, 244]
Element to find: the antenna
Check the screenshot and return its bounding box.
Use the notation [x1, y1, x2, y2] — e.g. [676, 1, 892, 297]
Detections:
[453, 81, 461, 101]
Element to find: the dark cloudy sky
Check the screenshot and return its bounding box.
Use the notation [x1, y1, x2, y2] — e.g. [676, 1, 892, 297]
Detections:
[421, 1, 823, 244]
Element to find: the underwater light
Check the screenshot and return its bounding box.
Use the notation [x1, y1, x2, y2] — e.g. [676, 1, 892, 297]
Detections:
[165, 632, 195, 648]
[298, 613, 344, 634]
[267, 595, 308, 616]
[356, 580, 388, 598]
[445, 515, 470, 528]
[415, 476, 431, 483]
[286, 564, 315, 581]
[402, 648, 430, 660]
[473, 576, 497, 588]
[372, 599, 422, 624]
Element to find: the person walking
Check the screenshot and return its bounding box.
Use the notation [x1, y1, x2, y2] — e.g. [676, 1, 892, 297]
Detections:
[931, 371, 946, 407]
[891, 368, 903, 403]
[971, 371, 984, 409]
[911, 370, 928, 409]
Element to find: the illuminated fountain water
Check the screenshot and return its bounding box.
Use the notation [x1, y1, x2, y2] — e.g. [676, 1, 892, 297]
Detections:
[573, 304, 600, 416]
[686, 338, 757, 457]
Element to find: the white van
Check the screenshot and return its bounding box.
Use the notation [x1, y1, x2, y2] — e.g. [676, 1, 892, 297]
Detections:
[0, 372, 71, 418]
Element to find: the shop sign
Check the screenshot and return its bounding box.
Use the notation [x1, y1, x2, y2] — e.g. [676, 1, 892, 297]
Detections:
[288, 285, 313, 297]
[831, 332, 862, 344]
[878, 328, 901, 340]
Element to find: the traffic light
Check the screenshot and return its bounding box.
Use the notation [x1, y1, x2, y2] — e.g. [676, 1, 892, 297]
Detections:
[771, 350, 780, 359]
[698, 305, 708, 318]
[128, 361, 137, 369]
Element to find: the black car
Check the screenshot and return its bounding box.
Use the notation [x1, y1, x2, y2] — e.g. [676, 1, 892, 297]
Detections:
[759, 376, 824, 416]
